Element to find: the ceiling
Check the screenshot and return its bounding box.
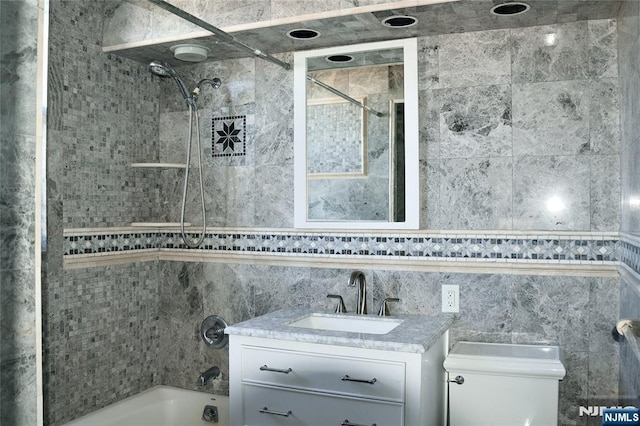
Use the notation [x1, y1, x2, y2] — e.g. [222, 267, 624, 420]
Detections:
[109, 0, 623, 68]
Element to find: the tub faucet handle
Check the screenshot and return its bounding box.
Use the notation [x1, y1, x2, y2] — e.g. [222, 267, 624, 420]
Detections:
[327, 294, 347, 313]
[377, 298, 400, 316]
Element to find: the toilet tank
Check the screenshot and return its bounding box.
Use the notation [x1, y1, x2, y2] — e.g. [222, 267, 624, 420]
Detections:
[444, 342, 566, 426]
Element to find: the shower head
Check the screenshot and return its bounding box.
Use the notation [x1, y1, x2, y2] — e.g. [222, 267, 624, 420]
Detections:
[148, 60, 191, 105]
[148, 60, 175, 77]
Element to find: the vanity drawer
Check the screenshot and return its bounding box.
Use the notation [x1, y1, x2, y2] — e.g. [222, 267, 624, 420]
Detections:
[241, 346, 405, 402]
[242, 383, 404, 426]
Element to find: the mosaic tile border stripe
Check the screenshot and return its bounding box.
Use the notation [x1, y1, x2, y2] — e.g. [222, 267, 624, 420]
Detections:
[620, 234, 640, 277]
[64, 230, 620, 264]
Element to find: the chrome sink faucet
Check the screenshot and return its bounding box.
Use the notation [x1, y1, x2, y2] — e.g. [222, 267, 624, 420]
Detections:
[348, 271, 367, 315]
[197, 366, 220, 387]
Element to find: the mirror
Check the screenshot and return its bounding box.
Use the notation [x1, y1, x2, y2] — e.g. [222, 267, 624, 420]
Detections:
[294, 38, 419, 229]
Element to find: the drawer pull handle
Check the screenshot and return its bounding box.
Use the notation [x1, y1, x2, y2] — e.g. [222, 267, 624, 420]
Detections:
[260, 365, 292, 374]
[341, 420, 377, 426]
[259, 407, 292, 417]
[341, 374, 377, 384]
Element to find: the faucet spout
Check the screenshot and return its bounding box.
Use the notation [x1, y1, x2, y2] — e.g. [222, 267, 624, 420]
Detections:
[348, 271, 367, 315]
[197, 366, 221, 387]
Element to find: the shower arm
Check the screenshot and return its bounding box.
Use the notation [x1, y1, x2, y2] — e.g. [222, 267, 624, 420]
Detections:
[147, 0, 291, 71]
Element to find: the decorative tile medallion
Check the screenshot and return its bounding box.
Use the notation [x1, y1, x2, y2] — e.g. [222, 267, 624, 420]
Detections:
[212, 115, 246, 157]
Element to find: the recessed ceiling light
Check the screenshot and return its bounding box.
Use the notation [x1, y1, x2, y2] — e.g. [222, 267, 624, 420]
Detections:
[381, 15, 418, 28]
[325, 55, 354, 64]
[286, 29, 321, 40]
[490, 2, 530, 16]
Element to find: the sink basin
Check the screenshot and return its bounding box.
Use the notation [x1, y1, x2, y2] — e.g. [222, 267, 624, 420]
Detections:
[288, 313, 403, 335]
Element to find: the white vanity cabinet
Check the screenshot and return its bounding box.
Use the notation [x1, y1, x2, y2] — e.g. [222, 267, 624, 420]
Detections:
[229, 333, 448, 426]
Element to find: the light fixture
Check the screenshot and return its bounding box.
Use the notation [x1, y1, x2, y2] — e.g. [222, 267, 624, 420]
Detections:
[381, 15, 418, 28]
[325, 54, 354, 64]
[490, 2, 531, 16]
[170, 44, 209, 62]
[286, 29, 321, 40]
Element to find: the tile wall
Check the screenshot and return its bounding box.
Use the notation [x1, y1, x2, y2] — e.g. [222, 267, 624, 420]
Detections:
[152, 19, 621, 426]
[43, 0, 162, 424]
[42, 2, 630, 426]
[1, 0, 40, 425]
[618, 0, 640, 407]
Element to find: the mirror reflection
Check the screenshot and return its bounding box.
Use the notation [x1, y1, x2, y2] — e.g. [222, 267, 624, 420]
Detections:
[294, 39, 419, 229]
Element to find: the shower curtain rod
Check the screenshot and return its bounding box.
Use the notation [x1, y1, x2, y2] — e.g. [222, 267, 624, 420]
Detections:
[147, 0, 291, 70]
[148, 0, 384, 117]
[306, 75, 384, 117]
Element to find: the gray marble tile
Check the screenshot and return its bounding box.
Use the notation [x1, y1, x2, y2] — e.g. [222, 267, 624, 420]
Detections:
[102, 1, 154, 47]
[417, 36, 440, 91]
[511, 275, 592, 352]
[439, 157, 512, 230]
[445, 273, 513, 334]
[590, 155, 620, 232]
[201, 263, 255, 325]
[512, 80, 589, 156]
[432, 85, 512, 159]
[0, 354, 37, 426]
[370, 270, 441, 315]
[0, 206, 35, 273]
[0, 268, 36, 362]
[0, 18, 38, 137]
[588, 278, 619, 355]
[618, 276, 640, 403]
[253, 163, 294, 228]
[254, 53, 294, 168]
[588, 19, 618, 79]
[513, 155, 591, 230]
[438, 29, 510, 88]
[589, 78, 620, 155]
[420, 159, 440, 229]
[558, 351, 589, 426]
[270, 0, 343, 20]
[510, 22, 589, 83]
[307, 177, 390, 221]
[419, 89, 439, 160]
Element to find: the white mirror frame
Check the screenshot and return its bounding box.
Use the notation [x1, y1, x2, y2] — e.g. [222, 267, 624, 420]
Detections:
[294, 38, 419, 229]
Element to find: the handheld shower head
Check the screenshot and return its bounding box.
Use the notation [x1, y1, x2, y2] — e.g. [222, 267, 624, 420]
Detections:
[148, 60, 191, 105]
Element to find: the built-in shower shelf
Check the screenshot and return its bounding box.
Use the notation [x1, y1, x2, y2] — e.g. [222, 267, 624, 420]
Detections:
[131, 163, 186, 169]
[130, 222, 191, 228]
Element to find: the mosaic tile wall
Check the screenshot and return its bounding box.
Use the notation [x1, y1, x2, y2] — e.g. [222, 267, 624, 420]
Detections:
[43, 262, 161, 426]
[43, 0, 163, 424]
[307, 101, 363, 175]
[617, 0, 640, 408]
[1, 0, 39, 425]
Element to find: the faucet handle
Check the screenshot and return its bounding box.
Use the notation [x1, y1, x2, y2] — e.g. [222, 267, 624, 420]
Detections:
[327, 294, 347, 313]
[377, 298, 400, 316]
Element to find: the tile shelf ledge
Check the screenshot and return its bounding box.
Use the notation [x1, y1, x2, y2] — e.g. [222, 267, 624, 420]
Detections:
[130, 222, 191, 228]
[130, 163, 186, 169]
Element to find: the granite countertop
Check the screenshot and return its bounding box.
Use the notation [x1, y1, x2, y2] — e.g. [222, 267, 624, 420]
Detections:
[225, 308, 455, 353]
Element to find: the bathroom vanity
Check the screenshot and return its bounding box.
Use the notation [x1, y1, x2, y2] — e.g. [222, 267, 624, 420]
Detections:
[226, 309, 453, 426]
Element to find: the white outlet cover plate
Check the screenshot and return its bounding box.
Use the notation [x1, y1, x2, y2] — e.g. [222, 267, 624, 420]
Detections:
[442, 284, 459, 313]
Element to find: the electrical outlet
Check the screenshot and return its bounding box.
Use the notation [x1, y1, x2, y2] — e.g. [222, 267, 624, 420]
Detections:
[441, 285, 459, 313]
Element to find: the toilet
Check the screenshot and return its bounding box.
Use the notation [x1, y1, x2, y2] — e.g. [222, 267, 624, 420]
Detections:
[444, 341, 566, 426]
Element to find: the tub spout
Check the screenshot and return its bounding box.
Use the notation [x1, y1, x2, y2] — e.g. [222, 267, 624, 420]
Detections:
[197, 366, 220, 387]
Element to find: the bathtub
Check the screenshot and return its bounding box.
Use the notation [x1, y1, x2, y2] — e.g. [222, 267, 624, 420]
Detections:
[63, 386, 229, 426]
